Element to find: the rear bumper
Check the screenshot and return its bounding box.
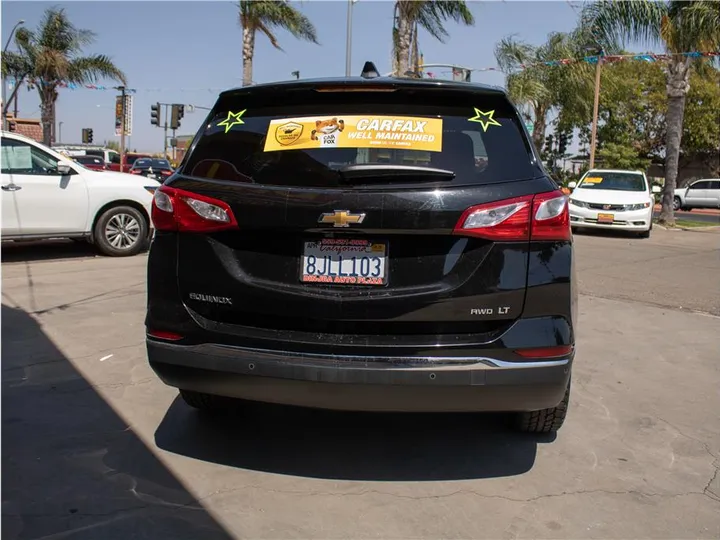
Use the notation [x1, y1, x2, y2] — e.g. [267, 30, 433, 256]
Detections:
[147, 340, 572, 412]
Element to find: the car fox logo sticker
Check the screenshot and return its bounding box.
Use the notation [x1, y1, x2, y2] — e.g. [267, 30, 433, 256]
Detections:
[275, 121, 304, 146]
[216, 110, 247, 133]
[188, 292, 233, 305]
[468, 108, 502, 132]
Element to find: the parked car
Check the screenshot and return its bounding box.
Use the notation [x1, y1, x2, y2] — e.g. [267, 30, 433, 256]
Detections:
[673, 179, 720, 211]
[568, 169, 659, 238]
[1, 131, 160, 256]
[145, 65, 577, 434]
[72, 154, 107, 171]
[107, 152, 153, 173]
[53, 145, 120, 167]
[129, 158, 174, 180]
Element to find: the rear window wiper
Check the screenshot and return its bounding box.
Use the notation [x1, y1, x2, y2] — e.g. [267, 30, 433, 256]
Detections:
[337, 164, 455, 182]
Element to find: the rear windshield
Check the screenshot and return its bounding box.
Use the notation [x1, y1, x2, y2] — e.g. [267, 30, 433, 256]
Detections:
[181, 88, 539, 188]
[134, 158, 171, 169]
[578, 172, 647, 191]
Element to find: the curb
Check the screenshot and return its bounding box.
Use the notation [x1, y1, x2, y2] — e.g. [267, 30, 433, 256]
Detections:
[654, 222, 720, 232]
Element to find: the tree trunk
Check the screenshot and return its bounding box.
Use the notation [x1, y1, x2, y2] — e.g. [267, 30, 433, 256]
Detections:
[39, 86, 55, 147]
[395, 3, 412, 77]
[532, 103, 547, 152]
[658, 57, 691, 226]
[242, 24, 255, 87]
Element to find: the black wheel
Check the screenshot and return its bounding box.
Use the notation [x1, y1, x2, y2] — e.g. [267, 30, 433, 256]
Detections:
[93, 205, 148, 257]
[179, 389, 225, 411]
[673, 197, 682, 211]
[517, 379, 571, 433]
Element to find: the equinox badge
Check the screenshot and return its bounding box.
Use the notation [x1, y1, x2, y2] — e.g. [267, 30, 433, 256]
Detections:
[318, 210, 366, 228]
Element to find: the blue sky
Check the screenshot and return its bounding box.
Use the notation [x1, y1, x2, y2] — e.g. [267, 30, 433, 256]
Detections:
[3, 0, 590, 151]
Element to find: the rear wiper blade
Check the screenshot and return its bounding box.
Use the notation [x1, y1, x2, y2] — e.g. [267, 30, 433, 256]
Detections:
[337, 164, 455, 181]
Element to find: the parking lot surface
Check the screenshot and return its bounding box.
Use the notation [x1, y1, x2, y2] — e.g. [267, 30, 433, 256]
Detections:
[3, 228, 720, 539]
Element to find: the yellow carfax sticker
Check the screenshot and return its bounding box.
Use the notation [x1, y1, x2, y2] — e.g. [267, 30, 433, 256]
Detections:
[584, 176, 604, 183]
[263, 115, 443, 152]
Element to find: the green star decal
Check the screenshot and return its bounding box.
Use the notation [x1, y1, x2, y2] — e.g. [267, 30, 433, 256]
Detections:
[216, 109, 247, 133]
[468, 108, 502, 132]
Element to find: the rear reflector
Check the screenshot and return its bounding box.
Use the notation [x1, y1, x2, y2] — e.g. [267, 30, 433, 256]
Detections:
[151, 185, 238, 233]
[515, 345, 573, 358]
[453, 190, 570, 241]
[147, 330, 184, 341]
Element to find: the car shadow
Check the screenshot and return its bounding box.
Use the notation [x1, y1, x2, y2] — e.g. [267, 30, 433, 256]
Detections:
[1, 239, 101, 263]
[1, 304, 233, 540]
[571, 227, 643, 240]
[155, 394, 550, 482]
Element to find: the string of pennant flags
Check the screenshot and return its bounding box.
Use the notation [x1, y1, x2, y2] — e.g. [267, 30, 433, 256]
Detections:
[5, 50, 718, 91]
[424, 50, 719, 78]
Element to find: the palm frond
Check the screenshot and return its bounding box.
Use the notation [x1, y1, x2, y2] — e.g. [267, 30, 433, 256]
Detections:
[67, 55, 126, 85]
[494, 36, 534, 72]
[580, 0, 667, 50]
[256, 21, 281, 51]
[238, 0, 318, 44]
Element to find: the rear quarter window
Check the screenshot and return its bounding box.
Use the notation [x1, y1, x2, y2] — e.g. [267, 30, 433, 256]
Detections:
[182, 87, 540, 188]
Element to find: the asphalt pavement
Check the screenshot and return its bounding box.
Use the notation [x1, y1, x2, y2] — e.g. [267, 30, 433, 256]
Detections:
[2, 229, 719, 539]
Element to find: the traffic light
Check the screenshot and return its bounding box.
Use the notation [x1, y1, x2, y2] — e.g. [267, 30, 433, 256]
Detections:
[82, 128, 88, 143]
[170, 104, 184, 129]
[87, 128, 93, 144]
[544, 134, 554, 153]
[558, 133, 568, 155]
[151, 103, 160, 126]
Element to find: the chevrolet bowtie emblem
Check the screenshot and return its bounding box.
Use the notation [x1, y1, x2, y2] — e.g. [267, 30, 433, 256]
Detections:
[318, 210, 366, 228]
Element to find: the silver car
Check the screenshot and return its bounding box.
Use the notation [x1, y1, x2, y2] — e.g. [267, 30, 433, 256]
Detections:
[673, 179, 720, 211]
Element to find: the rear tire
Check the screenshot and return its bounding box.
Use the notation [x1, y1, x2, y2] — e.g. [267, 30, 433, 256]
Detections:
[93, 205, 148, 257]
[179, 389, 224, 411]
[517, 380, 570, 434]
[673, 197, 682, 211]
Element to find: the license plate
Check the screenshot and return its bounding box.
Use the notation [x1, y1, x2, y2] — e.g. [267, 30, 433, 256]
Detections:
[301, 238, 387, 286]
[597, 213, 614, 223]
[147, 174, 157, 179]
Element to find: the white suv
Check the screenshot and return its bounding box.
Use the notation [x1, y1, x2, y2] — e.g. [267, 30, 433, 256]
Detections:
[1, 132, 161, 256]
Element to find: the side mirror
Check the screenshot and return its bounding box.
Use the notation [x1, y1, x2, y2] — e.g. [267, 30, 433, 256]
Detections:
[57, 160, 74, 175]
[568, 181, 577, 189]
[651, 185, 661, 194]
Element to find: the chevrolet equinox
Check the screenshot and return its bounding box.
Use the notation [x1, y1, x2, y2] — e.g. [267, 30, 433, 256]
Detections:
[145, 64, 577, 433]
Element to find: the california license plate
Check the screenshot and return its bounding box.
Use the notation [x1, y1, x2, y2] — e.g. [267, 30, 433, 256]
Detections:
[301, 238, 387, 285]
[597, 213, 614, 223]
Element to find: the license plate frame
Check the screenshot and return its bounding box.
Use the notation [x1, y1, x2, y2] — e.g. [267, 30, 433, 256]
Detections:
[300, 238, 388, 286]
[597, 213, 614, 224]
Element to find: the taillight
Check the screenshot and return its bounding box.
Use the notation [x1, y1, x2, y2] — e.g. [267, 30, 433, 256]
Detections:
[147, 329, 184, 341]
[453, 190, 570, 241]
[151, 186, 238, 233]
[130, 169, 142, 174]
[531, 191, 571, 241]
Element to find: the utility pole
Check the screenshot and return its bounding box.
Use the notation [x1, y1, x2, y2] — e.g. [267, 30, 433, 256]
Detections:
[163, 104, 169, 160]
[588, 50, 604, 169]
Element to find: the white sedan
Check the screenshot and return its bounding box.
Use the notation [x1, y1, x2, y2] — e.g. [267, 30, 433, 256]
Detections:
[567, 169, 659, 238]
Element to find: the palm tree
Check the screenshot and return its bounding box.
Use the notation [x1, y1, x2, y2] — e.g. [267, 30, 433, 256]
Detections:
[1, 7, 126, 146]
[580, 0, 720, 226]
[392, 1, 475, 77]
[495, 31, 595, 151]
[238, 0, 319, 87]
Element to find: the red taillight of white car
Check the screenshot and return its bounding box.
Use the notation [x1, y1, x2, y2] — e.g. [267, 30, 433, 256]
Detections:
[151, 186, 238, 233]
[454, 190, 570, 241]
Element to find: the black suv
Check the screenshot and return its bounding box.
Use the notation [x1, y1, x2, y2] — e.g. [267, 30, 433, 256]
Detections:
[146, 65, 576, 433]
